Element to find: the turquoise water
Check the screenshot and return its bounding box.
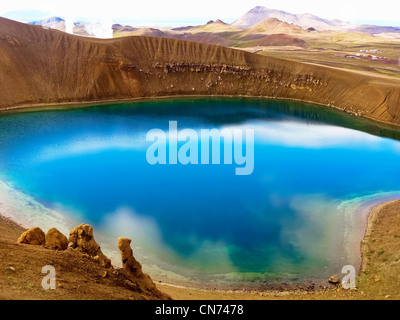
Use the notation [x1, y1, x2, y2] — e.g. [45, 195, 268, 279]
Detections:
[1, 98, 400, 287]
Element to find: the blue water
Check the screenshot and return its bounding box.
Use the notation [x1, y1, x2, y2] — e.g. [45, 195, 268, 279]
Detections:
[1, 98, 400, 287]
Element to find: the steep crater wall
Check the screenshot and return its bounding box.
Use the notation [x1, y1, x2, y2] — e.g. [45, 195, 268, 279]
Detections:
[1, 17, 399, 125]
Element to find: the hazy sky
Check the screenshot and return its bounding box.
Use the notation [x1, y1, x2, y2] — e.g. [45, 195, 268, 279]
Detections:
[1, 0, 399, 26]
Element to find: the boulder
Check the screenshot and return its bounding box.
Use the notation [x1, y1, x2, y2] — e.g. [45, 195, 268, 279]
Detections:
[68, 223, 111, 267]
[69, 223, 98, 255]
[17, 227, 45, 245]
[117, 237, 143, 276]
[328, 275, 340, 284]
[45, 228, 68, 250]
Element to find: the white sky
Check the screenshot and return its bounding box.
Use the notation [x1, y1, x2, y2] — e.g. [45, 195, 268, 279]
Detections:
[1, 0, 399, 26]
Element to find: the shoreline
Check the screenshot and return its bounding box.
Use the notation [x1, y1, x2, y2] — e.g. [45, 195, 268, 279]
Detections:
[360, 201, 385, 273]
[3, 197, 398, 300]
[360, 199, 399, 272]
[1, 94, 400, 131]
[1, 174, 399, 296]
[1, 96, 400, 297]
[340, 193, 400, 275]
[153, 193, 400, 294]
[156, 198, 400, 299]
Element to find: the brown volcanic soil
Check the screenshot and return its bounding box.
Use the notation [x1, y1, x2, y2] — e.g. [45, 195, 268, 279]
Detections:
[253, 34, 308, 48]
[1, 17, 400, 125]
[0, 215, 170, 300]
[3, 199, 400, 300]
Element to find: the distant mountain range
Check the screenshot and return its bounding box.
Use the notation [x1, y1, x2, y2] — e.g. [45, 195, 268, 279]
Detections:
[28, 17, 106, 37]
[25, 5, 400, 47]
[232, 6, 354, 30]
[241, 17, 305, 36]
[28, 6, 400, 36]
[28, 16, 64, 25]
[28, 16, 66, 30]
[353, 24, 400, 34]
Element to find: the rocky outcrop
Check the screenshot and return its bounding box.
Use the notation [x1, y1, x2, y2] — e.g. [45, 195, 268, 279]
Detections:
[154, 62, 324, 92]
[117, 236, 165, 297]
[68, 223, 111, 267]
[154, 62, 252, 75]
[45, 227, 68, 250]
[17, 227, 45, 245]
[17, 224, 111, 267]
[117, 237, 143, 276]
[14, 223, 170, 299]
